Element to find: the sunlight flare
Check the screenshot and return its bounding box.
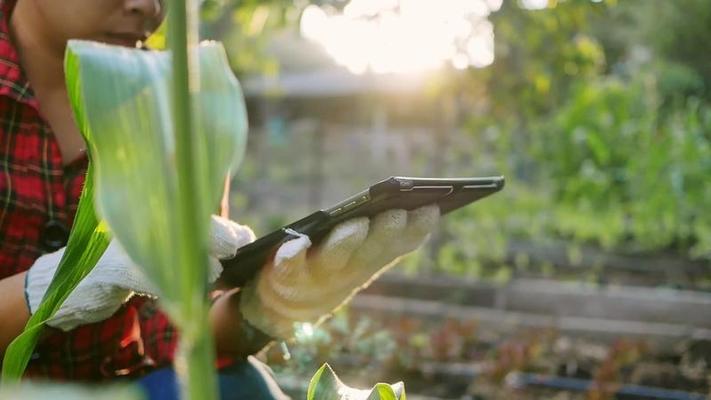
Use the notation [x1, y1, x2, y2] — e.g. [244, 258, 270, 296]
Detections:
[300, 0, 501, 75]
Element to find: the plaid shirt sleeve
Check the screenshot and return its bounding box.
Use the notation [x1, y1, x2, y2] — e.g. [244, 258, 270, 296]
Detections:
[0, 0, 178, 381]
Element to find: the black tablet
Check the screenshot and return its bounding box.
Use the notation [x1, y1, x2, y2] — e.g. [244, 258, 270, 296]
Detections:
[220, 176, 505, 286]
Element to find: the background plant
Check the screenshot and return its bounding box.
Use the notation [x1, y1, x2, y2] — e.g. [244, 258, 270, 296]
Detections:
[206, 0, 711, 285]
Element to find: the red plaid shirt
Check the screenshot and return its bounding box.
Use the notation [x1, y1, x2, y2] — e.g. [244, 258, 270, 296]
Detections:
[0, 0, 178, 381]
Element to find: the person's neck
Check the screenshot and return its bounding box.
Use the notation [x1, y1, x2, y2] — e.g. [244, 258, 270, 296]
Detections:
[7, 1, 88, 166]
[8, 1, 65, 94]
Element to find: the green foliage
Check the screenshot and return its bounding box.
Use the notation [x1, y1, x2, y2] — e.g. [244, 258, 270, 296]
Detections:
[437, 0, 711, 276]
[200, 0, 299, 75]
[628, 0, 711, 97]
[64, 35, 248, 399]
[3, 1, 250, 392]
[488, 0, 609, 118]
[435, 183, 551, 278]
[538, 76, 711, 255]
[307, 363, 405, 400]
[205, 0, 711, 286]
[65, 39, 247, 323]
[448, 75, 711, 277]
[148, 0, 297, 76]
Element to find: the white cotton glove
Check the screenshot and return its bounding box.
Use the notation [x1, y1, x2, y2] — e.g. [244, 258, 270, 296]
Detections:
[239, 204, 440, 338]
[26, 215, 256, 331]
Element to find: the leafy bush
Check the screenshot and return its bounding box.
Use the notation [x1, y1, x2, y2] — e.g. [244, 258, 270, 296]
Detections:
[440, 71, 711, 281]
[537, 75, 711, 256]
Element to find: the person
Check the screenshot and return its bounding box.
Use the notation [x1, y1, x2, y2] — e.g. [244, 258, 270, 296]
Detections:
[0, 0, 440, 399]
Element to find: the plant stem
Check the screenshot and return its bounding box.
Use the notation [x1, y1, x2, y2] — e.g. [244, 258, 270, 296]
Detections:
[168, 1, 218, 399]
[175, 314, 218, 400]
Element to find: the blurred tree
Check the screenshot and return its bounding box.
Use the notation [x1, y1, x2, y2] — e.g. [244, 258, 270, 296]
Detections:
[443, 0, 711, 274]
[146, 0, 301, 75]
[631, 0, 711, 98]
[200, 0, 299, 75]
[187, 0, 711, 276]
[488, 0, 609, 117]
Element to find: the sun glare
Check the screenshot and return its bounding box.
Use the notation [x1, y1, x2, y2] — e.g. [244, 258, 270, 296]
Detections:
[300, 0, 502, 75]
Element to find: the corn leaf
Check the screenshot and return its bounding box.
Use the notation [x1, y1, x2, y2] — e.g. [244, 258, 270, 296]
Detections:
[307, 363, 341, 400]
[64, 39, 247, 320]
[2, 3, 246, 397]
[307, 363, 406, 400]
[64, 37, 247, 400]
[1, 166, 111, 382]
[366, 383, 406, 400]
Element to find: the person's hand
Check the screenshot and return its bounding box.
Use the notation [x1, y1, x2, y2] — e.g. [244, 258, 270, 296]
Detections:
[239, 204, 440, 338]
[25, 216, 255, 331]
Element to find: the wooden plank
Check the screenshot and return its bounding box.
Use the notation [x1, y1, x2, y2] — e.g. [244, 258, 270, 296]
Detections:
[350, 294, 711, 343]
[364, 274, 711, 328]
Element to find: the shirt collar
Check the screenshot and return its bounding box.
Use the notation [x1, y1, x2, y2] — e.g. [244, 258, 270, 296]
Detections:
[0, 0, 39, 109]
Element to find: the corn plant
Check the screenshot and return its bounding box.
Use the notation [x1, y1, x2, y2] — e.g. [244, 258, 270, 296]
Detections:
[1, 1, 248, 399]
[307, 363, 406, 400]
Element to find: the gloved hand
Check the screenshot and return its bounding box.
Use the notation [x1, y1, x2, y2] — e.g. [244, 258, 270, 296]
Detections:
[25, 215, 255, 331]
[239, 204, 440, 338]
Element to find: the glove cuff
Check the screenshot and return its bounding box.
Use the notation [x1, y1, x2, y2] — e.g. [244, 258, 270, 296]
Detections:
[47, 289, 133, 331]
[25, 252, 62, 314]
[210, 215, 257, 259]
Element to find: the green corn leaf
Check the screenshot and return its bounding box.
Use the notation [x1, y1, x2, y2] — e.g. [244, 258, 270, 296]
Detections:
[307, 363, 406, 400]
[1, 166, 111, 382]
[64, 37, 247, 399]
[3, 5, 245, 398]
[365, 383, 406, 400]
[64, 39, 247, 320]
[307, 364, 341, 400]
